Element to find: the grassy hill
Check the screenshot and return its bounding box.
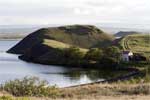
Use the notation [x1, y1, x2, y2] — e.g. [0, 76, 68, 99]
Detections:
[118, 34, 150, 56]
[7, 25, 114, 54]
[7, 25, 114, 65]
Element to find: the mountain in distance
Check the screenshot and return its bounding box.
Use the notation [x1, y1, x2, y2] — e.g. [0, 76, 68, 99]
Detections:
[1, 23, 150, 35]
[96, 23, 150, 34]
[115, 31, 140, 37]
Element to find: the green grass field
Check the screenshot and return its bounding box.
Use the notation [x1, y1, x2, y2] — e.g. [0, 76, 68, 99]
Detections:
[119, 34, 150, 56]
[43, 39, 88, 52]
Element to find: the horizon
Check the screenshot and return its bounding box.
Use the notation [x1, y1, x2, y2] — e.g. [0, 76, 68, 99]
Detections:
[0, 23, 150, 31]
[0, 23, 150, 35]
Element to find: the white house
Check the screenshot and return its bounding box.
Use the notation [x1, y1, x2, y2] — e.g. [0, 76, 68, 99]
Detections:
[122, 51, 133, 62]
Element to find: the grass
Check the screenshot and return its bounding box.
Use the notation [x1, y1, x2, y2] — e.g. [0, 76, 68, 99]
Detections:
[2, 95, 150, 100]
[61, 83, 150, 97]
[8, 25, 114, 54]
[43, 39, 70, 49]
[120, 34, 150, 56]
[43, 39, 88, 52]
[1, 83, 150, 100]
[44, 25, 114, 48]
[1, 76, 150, 99]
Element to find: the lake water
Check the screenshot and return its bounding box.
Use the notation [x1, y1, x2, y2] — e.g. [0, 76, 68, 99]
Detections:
[0, 40, 125, 87]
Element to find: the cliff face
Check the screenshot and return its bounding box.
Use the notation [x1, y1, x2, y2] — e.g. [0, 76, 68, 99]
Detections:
[7, 25, 114, 54]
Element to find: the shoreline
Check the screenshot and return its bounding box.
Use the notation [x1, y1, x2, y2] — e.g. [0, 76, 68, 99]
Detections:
[64, 68, 142, 88]
[0, 39, 22, 41]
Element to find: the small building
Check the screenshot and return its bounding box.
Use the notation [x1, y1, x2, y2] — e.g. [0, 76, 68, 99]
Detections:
[122, 51, 133, 62]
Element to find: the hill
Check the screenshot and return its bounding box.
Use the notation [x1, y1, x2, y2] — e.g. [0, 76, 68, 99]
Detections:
[7, 25, 114, 54]
[7, 25, 114, 65]
[115, 31, 140, 37]
[118, 34, 150, 56]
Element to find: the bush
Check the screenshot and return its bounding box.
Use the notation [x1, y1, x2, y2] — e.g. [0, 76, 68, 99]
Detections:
[0, 96, 13, 100]
[99, 57, 118, 69]
[103, 46, 121, 63]
[63, 46, 84, 60]
[0, 96, 30, 100]
[85, 48, 103, 61]
[0, 77, 59, 97]
[63, 46, 85, 66]
[127, 84, 150, 95]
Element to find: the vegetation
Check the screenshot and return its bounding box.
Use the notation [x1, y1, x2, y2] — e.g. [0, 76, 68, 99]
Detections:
[85, 48, 103, 61]
[0, 77, 59, 97]
[112, 35, 150, 83]
[103, 46, 121, 62]
[1, 77, 150, 100]
[4, 25, 150, 99]
[2, 25, 150, 100]
[7, 25, 114, 54]
[0, 96, 14, 100]
[118, 34, 150, 56]
[60, 83, 150, 98]
[19, 45, 121, 69]
[68, 46, 121, 68]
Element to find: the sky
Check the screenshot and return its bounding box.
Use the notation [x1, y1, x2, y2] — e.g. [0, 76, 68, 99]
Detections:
[0, 0, 150, 27]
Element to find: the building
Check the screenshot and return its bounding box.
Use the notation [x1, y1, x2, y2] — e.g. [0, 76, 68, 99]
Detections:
[122, 51, 133, 62]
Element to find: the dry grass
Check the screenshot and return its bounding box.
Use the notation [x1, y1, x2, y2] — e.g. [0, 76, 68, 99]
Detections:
[1, 95, 150, 100]
[43, 39, 70, 49]
[57, 83, 150, 99]
[1, 83, 150, 100]
[43, 39, 88, 52]
[16, 96, 150, 100]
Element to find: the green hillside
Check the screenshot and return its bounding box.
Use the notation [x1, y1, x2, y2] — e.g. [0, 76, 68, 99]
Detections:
[43, 39, 88, 52]
[119, 34, 150, 56]
[7, 25, 114, 54]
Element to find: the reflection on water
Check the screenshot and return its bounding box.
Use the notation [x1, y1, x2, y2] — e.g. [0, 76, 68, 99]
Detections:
[62, 70, 127, 81]
[0, 40, 127, 87]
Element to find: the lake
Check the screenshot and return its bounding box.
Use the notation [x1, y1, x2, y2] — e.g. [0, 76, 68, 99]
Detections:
[0, 40, 126, 87]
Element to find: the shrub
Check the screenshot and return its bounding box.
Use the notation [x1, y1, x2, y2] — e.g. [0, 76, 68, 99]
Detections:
[103, 46, 121, 63]
[63, 46, 84, 60]
[0, 77, 59, 97]
[99, 57, 118, 69]
[63, 46, 85, 66]
[127, 84, 150, 95]
[0, 96, 13, 100]
[85, 48, 103, 61]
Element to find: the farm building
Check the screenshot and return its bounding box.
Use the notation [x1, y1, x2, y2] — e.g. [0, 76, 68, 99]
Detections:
[122, 51, 133, 62]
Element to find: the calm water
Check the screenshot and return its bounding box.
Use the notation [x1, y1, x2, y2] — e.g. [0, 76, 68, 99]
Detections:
[0, 40, 125, 87]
